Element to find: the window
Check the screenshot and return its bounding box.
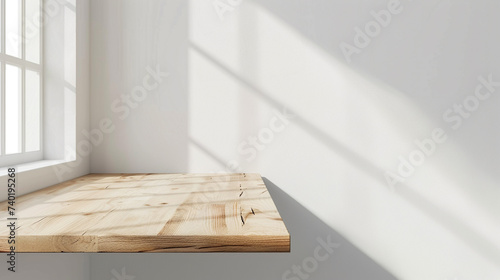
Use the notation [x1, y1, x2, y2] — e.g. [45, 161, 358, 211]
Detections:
[0, 0, 42, 167]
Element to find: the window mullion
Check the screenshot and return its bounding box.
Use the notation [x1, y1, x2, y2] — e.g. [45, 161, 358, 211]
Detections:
[1, 62, 4, 157]
[21, 67, 25, 154]
[1, 0, 5, 156]
[39, 0, 43, 156]
[21, 0, 25, 153]
[21, 0, 25, 60]
[0, 53, 42, 70]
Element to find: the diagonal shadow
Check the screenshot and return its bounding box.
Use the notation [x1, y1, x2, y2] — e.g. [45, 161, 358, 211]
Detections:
[250, 0, 500, 215]
[189, 42, 500, 266]
[263, 177, 398, 280]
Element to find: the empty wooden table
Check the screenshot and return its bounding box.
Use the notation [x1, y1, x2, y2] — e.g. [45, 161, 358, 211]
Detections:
[0, 173, 290, 252]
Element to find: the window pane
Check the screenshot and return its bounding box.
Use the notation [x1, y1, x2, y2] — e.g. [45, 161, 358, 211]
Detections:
[0, 64, 2, 154]
[25, 70, 40, 152]
[6, 0, 22, 58]
[6, 65, 22, 154]
[26, 0, 41, 63]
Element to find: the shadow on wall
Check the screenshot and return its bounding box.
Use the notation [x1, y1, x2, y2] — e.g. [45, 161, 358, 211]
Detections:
[252, 0, 500, 183]
[189, 35, 500, 268]
[89, 0, 500, 278]
[263, 178, 397, 280]
[89, 178, 396, 280]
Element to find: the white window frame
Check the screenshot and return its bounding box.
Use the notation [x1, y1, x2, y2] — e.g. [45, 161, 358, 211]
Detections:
[0, 0, 43, 167]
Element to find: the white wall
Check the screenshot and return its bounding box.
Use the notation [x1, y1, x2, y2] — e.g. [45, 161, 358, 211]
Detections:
[4, 0, 91, 279]
[6, 254, 90, 280]
[89, 0, 500, 280]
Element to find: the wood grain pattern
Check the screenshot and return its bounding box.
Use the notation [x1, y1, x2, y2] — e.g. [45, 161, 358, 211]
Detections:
[0, 173, 290, 252]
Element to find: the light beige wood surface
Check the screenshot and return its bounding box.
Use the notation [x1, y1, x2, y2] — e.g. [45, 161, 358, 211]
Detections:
[0, 173, 290, 252]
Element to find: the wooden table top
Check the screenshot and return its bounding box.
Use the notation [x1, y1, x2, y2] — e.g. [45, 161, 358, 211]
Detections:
[0, 173, 289, 252]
